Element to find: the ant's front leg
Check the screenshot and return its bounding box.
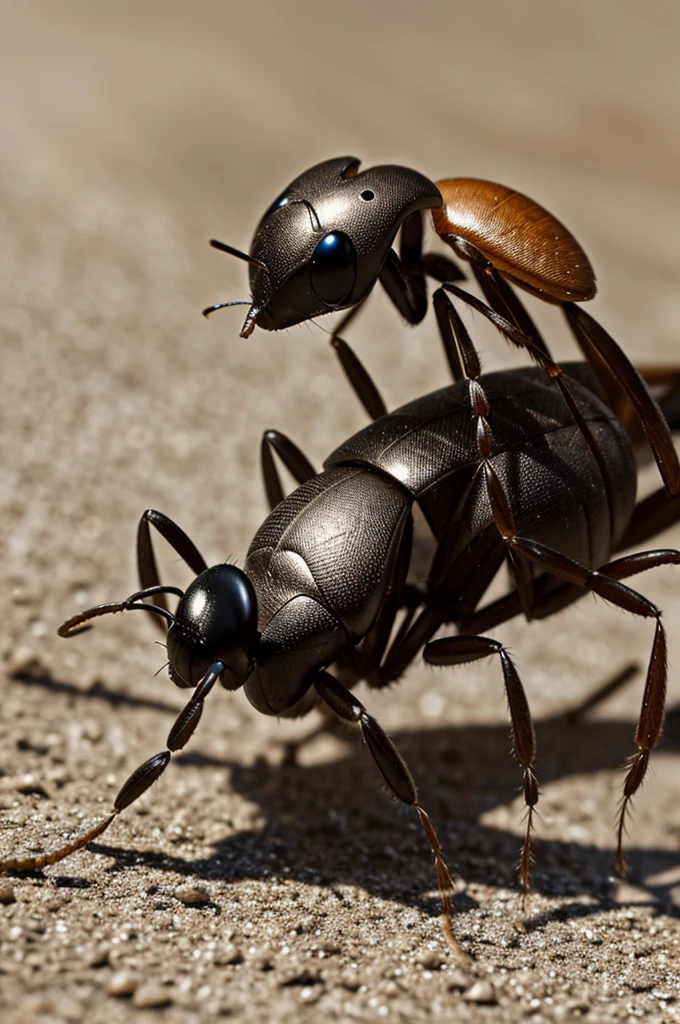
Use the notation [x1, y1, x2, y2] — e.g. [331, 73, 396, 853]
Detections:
[0, 664, 223, 872]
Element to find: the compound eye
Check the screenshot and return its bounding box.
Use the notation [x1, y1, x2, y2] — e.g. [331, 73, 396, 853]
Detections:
[310, 232, 357, 307]
[260, 193, 290, 224]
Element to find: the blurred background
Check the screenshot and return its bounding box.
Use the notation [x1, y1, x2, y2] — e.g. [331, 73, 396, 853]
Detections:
[1, 1, 679, 1018]
[2, 1, 680, 573]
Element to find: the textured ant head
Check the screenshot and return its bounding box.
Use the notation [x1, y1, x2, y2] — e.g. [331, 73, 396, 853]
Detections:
[204, 156, 441, 335]
[167, 564, 258, 690]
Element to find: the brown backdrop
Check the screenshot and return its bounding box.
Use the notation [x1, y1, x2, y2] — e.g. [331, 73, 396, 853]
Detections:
[1, 3, 679, 1021]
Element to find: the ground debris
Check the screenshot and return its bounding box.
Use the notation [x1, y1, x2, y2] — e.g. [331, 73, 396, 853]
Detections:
[463, 979, 497, 1004]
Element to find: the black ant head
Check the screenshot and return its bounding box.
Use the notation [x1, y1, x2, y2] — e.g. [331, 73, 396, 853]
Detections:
[167, 565, 258, 690]
[203, 156, 441, 336]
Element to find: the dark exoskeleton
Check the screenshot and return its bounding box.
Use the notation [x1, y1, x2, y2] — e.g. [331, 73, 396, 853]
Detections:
[203, 156, 444, 337]
[205, 156, 680, 500]
[4, 161, 680, 953]
[4, 331, 679, 949]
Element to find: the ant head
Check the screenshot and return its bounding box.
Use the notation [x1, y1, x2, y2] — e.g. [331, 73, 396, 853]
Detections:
[167, 565, 258, 690]
[204, 157, 441, 336]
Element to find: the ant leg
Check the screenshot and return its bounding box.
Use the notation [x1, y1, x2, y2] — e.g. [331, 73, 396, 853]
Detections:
[436, 227, 678, 497]
[436, 286, 620, 538]
[636, 363, 680, 431]
[329, 216, 460, 412]
[437, 233, 549, 352]
[379, 249, 428, 324]
[330, 335, 387, 420]
[459, 250, 654, 455]
[432, 289, 464, 381]
[484, 462, 675, 873]
[375, 300, 539, 686]
[399, 209, 465, 290]
[420, 252, 466, 283]
[377, 523, 506, 687]
[377, 211, 436, 328]
[465, 467, 680, 633]
[564, 303, 679, 494]
[397, 208, 465, 287]
[0, 663, 223, 872]
[395, 209, 428, 316]
[472, 264, 551, 358]
[601, 363, 680, 440]
[434, 239, 654, 525]
[363, 584, 427, 688]
[313, 671, 461, 956]
[464, 547, 680, 633]
[449, 333, 677, 873]
[136, 510, 208, 631]
[380, 212, 465, 381]
[424, 635, 538, 899]
[322, 289, 388, 421]
[316, 297, 386, 421]
[260, 429, 316, 510]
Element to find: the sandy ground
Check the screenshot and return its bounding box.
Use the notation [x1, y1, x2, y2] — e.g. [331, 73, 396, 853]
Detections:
[1, 2, 680, 1021]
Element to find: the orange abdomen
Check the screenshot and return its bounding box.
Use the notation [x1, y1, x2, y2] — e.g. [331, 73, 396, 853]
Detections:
[433, 178, 596, 303]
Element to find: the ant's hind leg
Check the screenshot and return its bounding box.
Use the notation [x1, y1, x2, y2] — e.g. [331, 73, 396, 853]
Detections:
[564, 303, 679, 494]
[424, 635, 539, 903]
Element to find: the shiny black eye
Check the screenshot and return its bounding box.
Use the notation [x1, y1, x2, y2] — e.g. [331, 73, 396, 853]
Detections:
[260, 193, 289, 224]
[309, 232, 357, 307]
[360, 189, 375, 201]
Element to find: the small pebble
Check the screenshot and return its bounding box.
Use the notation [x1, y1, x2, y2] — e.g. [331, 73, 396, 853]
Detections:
[82, 721, 103, 743]
[16, 997, 54, 1018]
[448, 967, 473, 991]
[0, 881, 17, 905]
[107, 970, 138, 997]
[15, 774, 51, 797]
[47, 766, 72, 787]
[280, 966, 321, 987]
[86, 945, 110, 967]
[17, 731, 61, 756]
[340, 968, 361, 991]
[251, 952, 274, 972]
[174, 884, 210, 905]
[6, 647, 45, 678]
[416, 950, 446, 970]
[78, 672, 106, 694]
[215, 943, 243, 965]
[132, 982, 173, 1009]
[463, 980, 497, 1004]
